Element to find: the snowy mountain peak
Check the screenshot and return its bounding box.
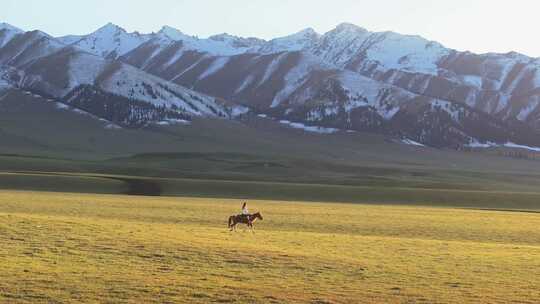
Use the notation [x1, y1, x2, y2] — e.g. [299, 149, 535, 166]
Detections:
[0, 22, 24, 48]
[502, 51, 535, 62]
[208, 33, 253, 43]
[0, 22, 25, 48]
[158, 25, 194, 41]
[59, 23, 152, 59]
[94, 23, 146, 38]
[289, 27, 320, 40]
[297, 27, 320, 37]
[97, 22, 126, 34]
[321, 23, 370, 42]
[334, 22, 368, 33]
[0, 22, 23, 33]
[25, 29, 57, 40]
[209, 33, 235, 41]
[153, 27, 261, 55]
[209, 33, 265, 48]
[256, 28, 321, 54]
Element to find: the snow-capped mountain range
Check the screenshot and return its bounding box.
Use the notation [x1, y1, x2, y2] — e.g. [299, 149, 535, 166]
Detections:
[57, 23, 265, 59]
[0, 24, 236, 127]
[1, 21, 539, 148]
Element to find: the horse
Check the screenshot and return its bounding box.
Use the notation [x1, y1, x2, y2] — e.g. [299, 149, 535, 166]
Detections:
[228, 212, 263, 232]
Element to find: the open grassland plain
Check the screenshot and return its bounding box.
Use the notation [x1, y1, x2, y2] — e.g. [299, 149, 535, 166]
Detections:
[0, 191, 539, 303]
[3, 171, 540, 210]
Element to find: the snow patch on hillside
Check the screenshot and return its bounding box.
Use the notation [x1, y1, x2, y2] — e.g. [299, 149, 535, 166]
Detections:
[366, 32, 449, 75]
[105, 123, 122, 129]
[466, 140, 540, 152]
[198, 57, 229, 80]
[101, 64, 227, 117]
[67, 53, 106, 91]
[156, 118, 191, 126]
[504, 142, 540, 152]
[338, 72, 386, 104]
[280, 120, 339, 134]
[380, 106, 400, 120]
[171, 55, 208, 82]
[517, 99, 540, 121]
[54, 102, 69, 110]
[258, 53, 287, 86]
[402, 138, 425, 147]
[235, 75, 254, 94]
[466, 140, 496, 148]
[271, 55, 320, 107]
[494, 94, 511, 113]
[161, 47, 186, 68]
[231, 105, 250, 117]
[461, 75, 483, 88]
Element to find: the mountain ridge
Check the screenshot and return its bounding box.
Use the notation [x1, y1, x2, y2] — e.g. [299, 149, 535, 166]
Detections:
[1, 21, 539, 148]
[113, 22, 540, 147]
[0, 24, 237, 128]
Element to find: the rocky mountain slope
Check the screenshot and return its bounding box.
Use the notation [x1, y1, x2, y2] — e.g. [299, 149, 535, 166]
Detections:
[116, 23, 540, 147]
[0, 25, 235, 128]
[1, 21, 539, 148]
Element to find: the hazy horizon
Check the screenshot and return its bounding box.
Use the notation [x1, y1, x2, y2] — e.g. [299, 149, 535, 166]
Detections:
[1, 0, 540, 57]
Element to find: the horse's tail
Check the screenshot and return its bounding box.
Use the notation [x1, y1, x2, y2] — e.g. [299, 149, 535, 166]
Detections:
[228, 216, 234, 228]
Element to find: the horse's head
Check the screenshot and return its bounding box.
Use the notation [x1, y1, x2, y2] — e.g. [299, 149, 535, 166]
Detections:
[254, 212, 263, 220]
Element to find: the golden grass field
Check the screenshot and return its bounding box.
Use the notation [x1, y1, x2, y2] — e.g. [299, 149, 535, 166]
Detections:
[1, 190, 539, 303]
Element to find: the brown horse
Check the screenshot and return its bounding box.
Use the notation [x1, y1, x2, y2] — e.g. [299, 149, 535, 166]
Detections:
[228, 212, 263, 231]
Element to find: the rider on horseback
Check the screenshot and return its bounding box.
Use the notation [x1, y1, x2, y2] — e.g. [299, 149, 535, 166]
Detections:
[228, 203, 263, 231]
[241, 202, 250, 220]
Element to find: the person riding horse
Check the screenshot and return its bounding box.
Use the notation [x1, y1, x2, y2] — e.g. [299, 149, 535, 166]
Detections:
[241, 202, 249, 219]
[228, 202, 263, 231]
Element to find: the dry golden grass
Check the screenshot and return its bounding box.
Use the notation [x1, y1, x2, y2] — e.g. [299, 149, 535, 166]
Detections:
[1, 190, 539, 303]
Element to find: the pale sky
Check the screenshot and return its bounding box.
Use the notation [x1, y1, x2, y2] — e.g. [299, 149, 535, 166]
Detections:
[1, 0, 539, 57]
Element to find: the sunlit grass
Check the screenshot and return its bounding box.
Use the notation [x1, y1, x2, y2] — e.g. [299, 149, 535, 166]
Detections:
[1, 190, 539, 303]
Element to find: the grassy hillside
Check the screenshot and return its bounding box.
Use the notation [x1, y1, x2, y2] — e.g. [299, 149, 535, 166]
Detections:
[1, 191, 539, 303]
[2, 87, 540, 209]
